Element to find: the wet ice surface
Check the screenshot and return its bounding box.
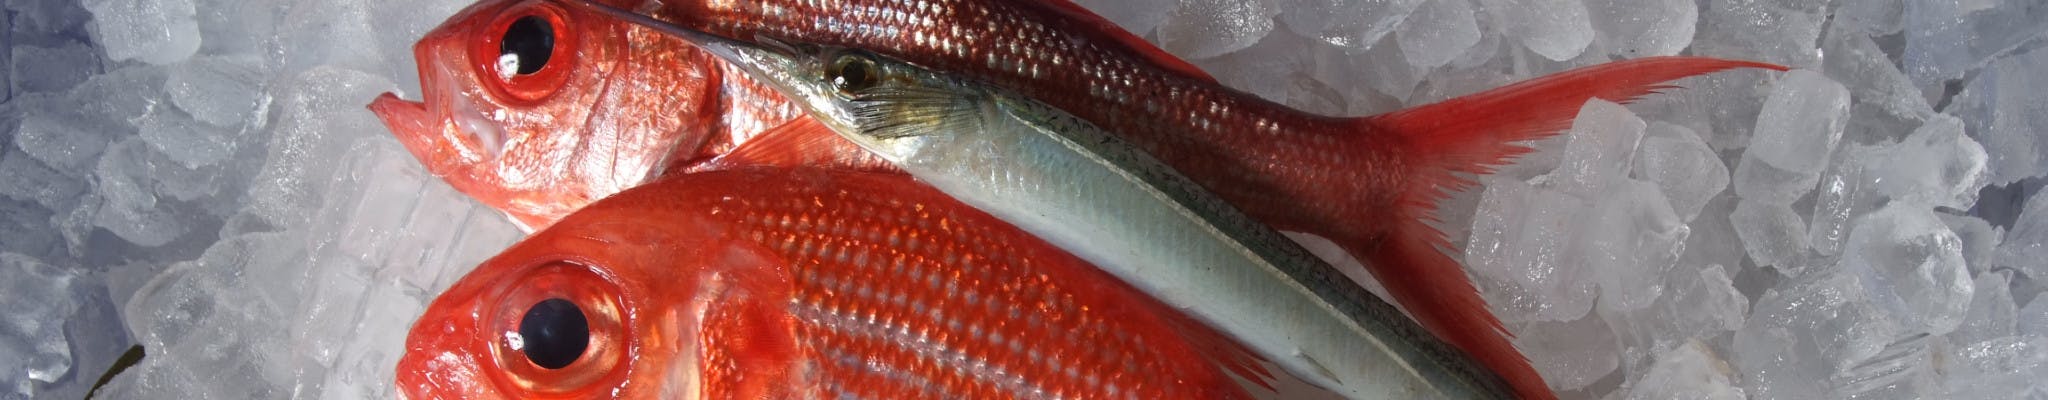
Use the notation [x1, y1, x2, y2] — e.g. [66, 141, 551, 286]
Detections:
[1, 0, 2045, 399]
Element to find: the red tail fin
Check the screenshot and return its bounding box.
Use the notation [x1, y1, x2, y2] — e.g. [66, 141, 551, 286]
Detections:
[1353, 56, 1784, 400]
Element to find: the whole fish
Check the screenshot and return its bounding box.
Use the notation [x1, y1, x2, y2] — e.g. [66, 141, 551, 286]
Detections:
[368, 0, 827, 231]
[397, 167, 1275, 399]
[594, 1, 1787, 397]
[563, 4, 1513, 397]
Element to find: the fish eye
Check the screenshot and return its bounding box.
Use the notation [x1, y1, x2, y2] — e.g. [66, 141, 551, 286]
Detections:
[828, 52, 880, 95]
[518, 298, 589, 369]
[499, 15, 555, 76]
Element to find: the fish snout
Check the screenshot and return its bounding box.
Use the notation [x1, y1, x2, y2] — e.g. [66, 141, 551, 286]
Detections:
[369, 93, 469, 177]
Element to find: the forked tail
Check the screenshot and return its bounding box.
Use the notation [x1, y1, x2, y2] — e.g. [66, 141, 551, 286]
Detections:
[1351, 56, 1785, 400]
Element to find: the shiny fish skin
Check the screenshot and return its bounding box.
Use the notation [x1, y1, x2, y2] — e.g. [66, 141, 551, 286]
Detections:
[396, 168, 1269, 399]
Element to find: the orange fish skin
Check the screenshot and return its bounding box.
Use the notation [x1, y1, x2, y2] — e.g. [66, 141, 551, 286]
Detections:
[398, 167, 1271, 400]
[368, 0, 807, 231]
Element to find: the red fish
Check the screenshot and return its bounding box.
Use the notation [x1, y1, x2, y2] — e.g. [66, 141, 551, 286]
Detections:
[367, 0, 815, 231]
[396, 167, 1273, 399]
[632, 2, 1784, 396]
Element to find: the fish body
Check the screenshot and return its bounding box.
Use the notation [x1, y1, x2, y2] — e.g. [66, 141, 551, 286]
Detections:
[567, 11, 1511, 395]
[397, 167, 1270, 399]
[597, 1, 1784, 397]
[368, 0, 811, 231]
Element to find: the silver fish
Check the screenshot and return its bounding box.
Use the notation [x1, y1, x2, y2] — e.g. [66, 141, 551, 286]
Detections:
[563, 1, 1516, 398]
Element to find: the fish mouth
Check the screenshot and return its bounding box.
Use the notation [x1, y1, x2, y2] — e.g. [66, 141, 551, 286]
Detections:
[369, 93, 462, 176]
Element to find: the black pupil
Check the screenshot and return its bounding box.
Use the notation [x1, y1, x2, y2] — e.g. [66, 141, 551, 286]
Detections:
[500, 16, 554, 76]
[833, 57, 873, 93]
[519, 298, 589, 369]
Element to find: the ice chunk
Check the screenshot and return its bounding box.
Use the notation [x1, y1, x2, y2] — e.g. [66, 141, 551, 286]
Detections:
[1464, 176, 1595, 322]
[137, 106, 239, 169]
[1808, 143, 1884, 257]
[82, 0, 201, 65]
[1733, 267, 1915, 399]
[1822, 26, 1934, 143]
[1619, 342, 1746, 400]
[1748, 69, 1850, 178]
[91, 139, 194, 247]
[1601, 264, 1748, 374]
[1552, 99, 1645, 199]
[1193, 29, 1317, 105]
[10, 43, 100, 94]
[1692, 0, 1826, 67]
[0, 253, 83, 397]
[1937, 214, 2001, 275]
[1393, 0, 1480, 69]
[1157, 0, 1279, 59]
[1731, 200, 1810, 273]
[1953, 271, 2017, 346]
[11, 112, 113, 173]
[1474, 0, 1592, 61]
[1901, 0, 2048, 100]
[1870, 115, 1989, 210]
[1073, 0, 1178, 36]
[1276, 0, 1423, 52]
[1835, 0, 1904, 36]
[1632, 122, 1727, 222]
[1582, 178, 1687, 312]
[1844, 202, 1974, 336]
[165, 54, 268, 128]
[1947, 47, 2048, 186]
[2000, 188, 2048, 281]
[1940, 335, 2048, 399]
[1584, 0, 1696, 58]
[2023, 296, 2048, 337]
[193, 0, 280, 56]
[1515, 316, 1619, 391]
[0, 148, 89, 210]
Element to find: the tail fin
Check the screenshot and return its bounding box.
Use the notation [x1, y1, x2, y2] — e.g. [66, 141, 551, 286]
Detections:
[1353, 56, 1785, 400]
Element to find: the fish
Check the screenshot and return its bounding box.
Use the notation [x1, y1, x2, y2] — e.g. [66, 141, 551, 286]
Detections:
[367, 0, 826, 231]
[559, 4, 1517, 397]
[573, 1, 1788, 397]
[396, 166, 1276, 399]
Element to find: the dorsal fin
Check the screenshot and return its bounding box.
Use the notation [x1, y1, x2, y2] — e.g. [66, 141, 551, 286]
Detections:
[1034, 0, 1219, 84]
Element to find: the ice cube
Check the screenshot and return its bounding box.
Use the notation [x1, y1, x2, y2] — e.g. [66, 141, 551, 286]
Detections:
[11, 112, 112, 173]
[1731, 200, 1811, 273]
[1947, 47, 2048, 186]
[0, 148, 88, 210]
[10, 42, 100, 94]
[1843, 202, 1974, 336]
[1584, 0, 1696, 58]
[1997, 188, 2048, 283]
[1276, 0, 1423, 52]
[1733, 267, 1911, 399]
[1516, 315, 1620, 391]
[1474, 0, 1593, 61]
[1619, 341, 1745, 400]
[1157, 0, 1279, 59]
[192, 0, 278, 56]
[1582, 178, 1686, 313]
[1937, 213, 2002, 275]
[1632, 122, 1727, 222]
[1600, 264, 1748, 374]
[165, 54, 267, 128]
[1834, 0, 1904, 36]
[1940, 334, 2048, 399]
[1393, 0, 1480, 69]
[90, 138, 193, 247]
[1901, 0, 2048, 101]
[137, 106, 239, 169]
[1869, 115, 1989, 210]
[1747, 69, 1850, 177]
[81, 0, 201, 65]
[1821, 26, 1934, 143]
[1552, 99, 1645, 199]
[0, 253, 83, 396]
[1953, 270, 2017, 346]
[1808, 143, 1884, 257]
[1073, 0, 1178, 36]
[1692, 0, 1827, 68]
[1464, 176, 1596, 322]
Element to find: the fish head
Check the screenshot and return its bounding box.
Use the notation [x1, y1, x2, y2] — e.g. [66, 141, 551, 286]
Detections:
[398, 185, 809, 399]
[370, 0, 722, 231]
